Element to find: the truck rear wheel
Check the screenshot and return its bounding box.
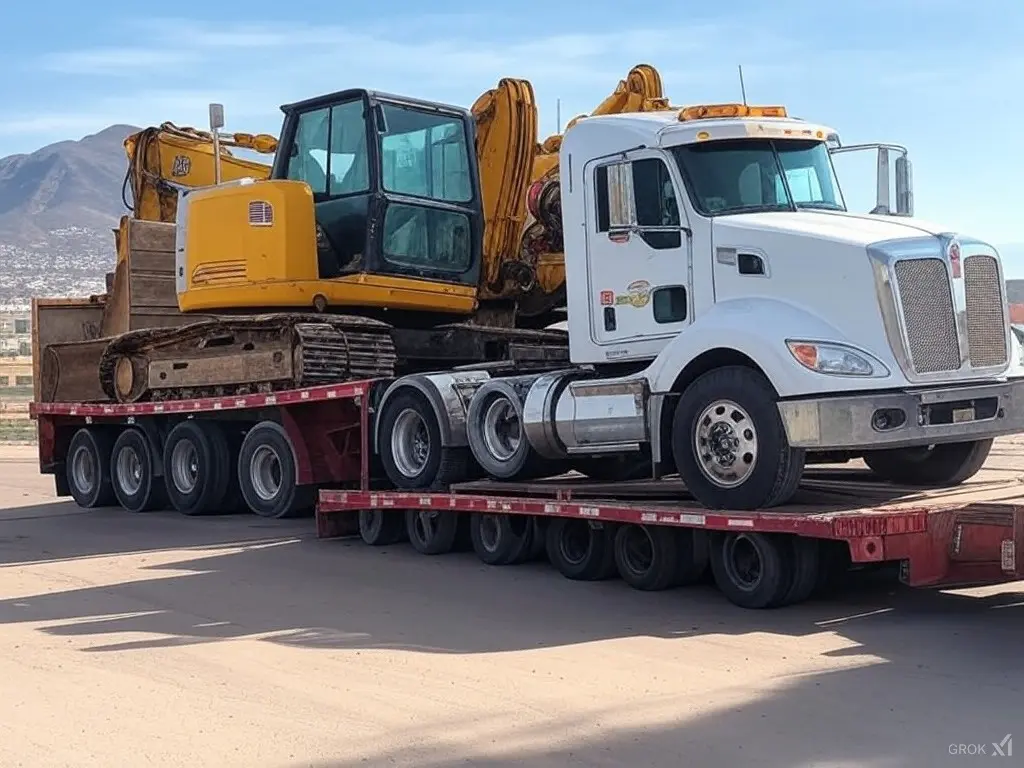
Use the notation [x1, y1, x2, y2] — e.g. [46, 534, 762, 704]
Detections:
[405, 509, 459, 555]
[65, 427, 116, 509]
[545, 518, 617, 581]
[163, 420, 231, 516]
[238, 421, 314, 519]
[466, 380, 538, 480]
[613, 524, 679, 591]
[358, 510, 407, 545]
[863, 439, 993, 487]
[110, 427, 166, 513]
[673, 366, 805, 510]
[708, 531, 794, 609]
[469, 513, 534, 565]
[379, 389, 469, 490]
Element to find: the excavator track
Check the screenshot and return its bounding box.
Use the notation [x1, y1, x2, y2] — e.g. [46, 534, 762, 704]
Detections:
[97, 313, 397, 403]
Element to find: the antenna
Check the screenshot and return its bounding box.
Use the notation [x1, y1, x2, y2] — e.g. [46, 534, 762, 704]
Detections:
[738, 65, 748, 105]
[556, 98, 562, 133]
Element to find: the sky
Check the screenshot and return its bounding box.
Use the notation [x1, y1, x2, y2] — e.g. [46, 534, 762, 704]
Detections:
[2, 0, 1023, 271]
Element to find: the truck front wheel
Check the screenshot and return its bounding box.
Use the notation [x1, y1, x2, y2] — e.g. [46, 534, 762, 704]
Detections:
[672, 366, 805, 510]
[863, 439, 993, 487]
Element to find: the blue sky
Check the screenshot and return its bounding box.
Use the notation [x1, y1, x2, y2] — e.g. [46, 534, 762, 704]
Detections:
[2, 0, 1023, 270]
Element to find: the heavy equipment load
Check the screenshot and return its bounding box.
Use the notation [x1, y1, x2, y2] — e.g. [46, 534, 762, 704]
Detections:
[42, 66, 673, 404]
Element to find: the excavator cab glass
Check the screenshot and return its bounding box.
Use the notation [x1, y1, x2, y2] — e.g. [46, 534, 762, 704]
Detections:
[272, 89, 483, 290]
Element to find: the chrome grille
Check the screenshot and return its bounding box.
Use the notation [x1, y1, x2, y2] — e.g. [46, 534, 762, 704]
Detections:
[964, 254, 1007, 367]
[894, 258, 960, 373]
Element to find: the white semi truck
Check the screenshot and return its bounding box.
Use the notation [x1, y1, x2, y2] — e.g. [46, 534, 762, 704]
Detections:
[373, 102, 1024, 510]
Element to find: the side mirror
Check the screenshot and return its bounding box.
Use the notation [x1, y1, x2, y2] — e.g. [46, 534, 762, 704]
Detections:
[895, 155, 913, 216]
[606, 162, 636, 229]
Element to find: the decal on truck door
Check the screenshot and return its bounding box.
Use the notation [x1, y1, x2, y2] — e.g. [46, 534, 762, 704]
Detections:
[614, 280, 652, 308]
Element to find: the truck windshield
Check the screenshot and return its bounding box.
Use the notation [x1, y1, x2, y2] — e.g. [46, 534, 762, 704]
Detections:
[670, 138, 845, 216]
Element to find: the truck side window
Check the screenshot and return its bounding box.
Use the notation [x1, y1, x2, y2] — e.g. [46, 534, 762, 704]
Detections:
[594, 158, 680, 232]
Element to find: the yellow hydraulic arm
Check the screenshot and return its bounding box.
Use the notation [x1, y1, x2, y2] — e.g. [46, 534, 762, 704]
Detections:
[122, 122, 278, 223]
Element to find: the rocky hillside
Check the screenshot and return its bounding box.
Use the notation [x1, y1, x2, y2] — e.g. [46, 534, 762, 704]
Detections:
[0, 125, 138, 307]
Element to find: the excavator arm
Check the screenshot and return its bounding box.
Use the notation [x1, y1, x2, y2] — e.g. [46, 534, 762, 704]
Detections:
[471, 64, 671, 326]
[122, 122, 277, 223]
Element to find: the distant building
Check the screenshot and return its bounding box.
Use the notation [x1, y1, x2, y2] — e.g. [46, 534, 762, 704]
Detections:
[0, 311, 33, 399]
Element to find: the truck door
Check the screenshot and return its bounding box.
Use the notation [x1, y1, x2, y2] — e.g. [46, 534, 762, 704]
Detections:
[583, 150, 691, 352]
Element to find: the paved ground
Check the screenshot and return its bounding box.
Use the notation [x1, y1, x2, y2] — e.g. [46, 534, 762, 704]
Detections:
[1, 444, 1023, 768]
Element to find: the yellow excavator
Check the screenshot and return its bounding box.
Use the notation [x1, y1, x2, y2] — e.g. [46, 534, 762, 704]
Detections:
[90, 65, 672, 403]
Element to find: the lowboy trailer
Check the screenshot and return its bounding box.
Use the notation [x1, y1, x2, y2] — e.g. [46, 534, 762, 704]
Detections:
[31, 377, 1024, 610]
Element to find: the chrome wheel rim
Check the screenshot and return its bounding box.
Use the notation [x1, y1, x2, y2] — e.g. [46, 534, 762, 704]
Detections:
[392, 408, 429, 478]
[250, 445, 282, 501]
[481, 396, 521, 462]
[170, 440, 199, 494]
[115, 445, 143, 496]
[71, 445, 96, 495]
[694, 399, 758, 488]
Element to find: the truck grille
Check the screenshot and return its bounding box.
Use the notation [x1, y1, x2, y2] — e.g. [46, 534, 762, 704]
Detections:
[894, 258, 960, 373]
[963, 254, 1007, 367]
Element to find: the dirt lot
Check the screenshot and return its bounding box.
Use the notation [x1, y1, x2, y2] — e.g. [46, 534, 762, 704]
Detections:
[1, 443, 1022, 767]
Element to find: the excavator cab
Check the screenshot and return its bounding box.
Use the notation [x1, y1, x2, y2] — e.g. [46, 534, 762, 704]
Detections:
[176, 89, 484, 317]
[272, 90, 484, 287]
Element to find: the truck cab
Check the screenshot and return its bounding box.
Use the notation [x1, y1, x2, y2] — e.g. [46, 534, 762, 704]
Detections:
[375, 102, 1024, 511]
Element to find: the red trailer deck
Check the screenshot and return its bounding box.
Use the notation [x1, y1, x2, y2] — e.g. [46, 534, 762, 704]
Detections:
[30, 379, 1024, 609]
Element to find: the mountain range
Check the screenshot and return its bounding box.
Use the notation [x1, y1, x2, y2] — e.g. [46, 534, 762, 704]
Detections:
[0, 125, 138, 307]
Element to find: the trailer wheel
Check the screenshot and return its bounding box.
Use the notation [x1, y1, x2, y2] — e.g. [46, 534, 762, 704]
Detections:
[673, 366, 805, 510]
[777, 536, 820, 607]
[613, 524, 679, 591]
[466, 380, 538, 480]
[526, 518, 548, 562]
[405, 509, 459, 555]
[379, 389, 468, 490]
[358, 510, 407, 546]
[545, 518, 617, 581]
[469, 513, 534, 565]
[673, 529, 710, 586]
[863, 439, 992, 487]
[65, 427, 116, 509]
[238, 421, 314, 519]
[110, 427, 165, 513]
[163, 420, 231, 516]
[709, 531, 794, 609]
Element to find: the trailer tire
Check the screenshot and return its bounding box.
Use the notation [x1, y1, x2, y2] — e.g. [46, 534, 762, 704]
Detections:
[527, 518, 548, 561]
[163, 420, 231, 516]
[613, 524, 679, 591]
[238, 421, 314, 519]
[777, 536, 820, 607]
[673, 366, 805, 510]
[673, 529, 710, 586]
[545, 519, 617, 581]
[358, 510, 406, 546]
[380, 389, 468, 490]
[469, 513, 534, 565]
[405, 509, 460, 555]
[65, 427, 116, 509]
[466, 380, 540, 480]
[709, 531, 794, 609]
[110, 427, 165, 513]
[863, 439, 993, 487]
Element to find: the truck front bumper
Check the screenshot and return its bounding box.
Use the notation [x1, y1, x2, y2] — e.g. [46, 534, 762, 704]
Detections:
[777, 378, 1024, 451]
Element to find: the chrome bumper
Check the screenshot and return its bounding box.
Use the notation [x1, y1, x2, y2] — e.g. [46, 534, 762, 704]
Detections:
[777, 379, 1024, 450]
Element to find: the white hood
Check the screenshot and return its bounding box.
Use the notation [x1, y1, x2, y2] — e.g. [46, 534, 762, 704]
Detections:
[718, 210, 954, 247]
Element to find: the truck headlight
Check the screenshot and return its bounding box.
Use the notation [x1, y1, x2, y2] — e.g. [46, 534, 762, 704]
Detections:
[786, 340, 889, 377]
